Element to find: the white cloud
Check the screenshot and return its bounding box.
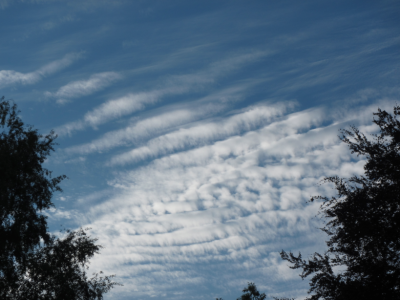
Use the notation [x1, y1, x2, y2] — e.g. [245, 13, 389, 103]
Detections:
[62, 86, 249, 154]
[0, 70, 40, 88]
[54, 51, 269, 136]
[0, 52, 83, 89]
[84, 91, 159, 124]
[61, 99, 398, 299]
[43, 207, 79, 220]
[108, 102, 297, 166]
[45, 71, 122, 104]
[66, 108, 208, 154]
[54, 91, 163, 136]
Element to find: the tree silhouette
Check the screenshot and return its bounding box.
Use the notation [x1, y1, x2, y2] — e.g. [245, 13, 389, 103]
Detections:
[236, 282, 267, 300]
[217, 282, 267, 300]
[0, 98, 119, 299]
[277, 105, 400, 300]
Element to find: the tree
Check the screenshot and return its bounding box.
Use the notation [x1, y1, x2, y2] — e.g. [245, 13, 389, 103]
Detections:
[235, 282, 266, 300]
[277, 105, 400, 300]
[13, 228, 119, 299]
[0, 98, 119, 299]
[217, 282, 267, 300]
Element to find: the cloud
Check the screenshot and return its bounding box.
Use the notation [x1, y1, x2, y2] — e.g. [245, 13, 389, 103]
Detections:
[50, 86, 398, 299]
[60, 98, 398, 299]
[108, 102, 297, 166]
[83, 90, 159, 124]
[41, 14, 77, 31]
[54, 91, 162, 135]
[43, 207, 80, 221]
[0, 52, 83, 89]
[45, 71, 122, 104]
[0, 0, 127, 10]
[62, 85, 249, 154]
[54, 51, 269, 136]
[66, 108, 211, 155]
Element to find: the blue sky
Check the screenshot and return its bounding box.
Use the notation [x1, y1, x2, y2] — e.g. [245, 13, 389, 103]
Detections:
[1, 1, 400, 299]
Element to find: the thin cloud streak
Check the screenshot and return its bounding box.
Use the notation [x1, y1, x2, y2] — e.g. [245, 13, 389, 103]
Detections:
[55, 91, 163, 136]
[0, 52, 83, 89]
[108, 102, 296, 166]
[66, 107, 215, 155]
[63, 85, 250, 155]
[54, 51, 269, 136]
[45, 71, 122, 104]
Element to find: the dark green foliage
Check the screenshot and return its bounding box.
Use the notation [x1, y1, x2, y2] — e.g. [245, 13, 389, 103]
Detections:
[236, 283, 266, 300]
[0, 98, 119, 299]
[278, 105, 400, 300]
[217, 282, 267, 300]
[0, 98, 65, 287]
[14, 228, 120, 299]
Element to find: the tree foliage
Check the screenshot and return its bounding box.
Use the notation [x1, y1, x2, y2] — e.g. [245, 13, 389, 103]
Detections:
[278, 105, 400, 300]
[217, 282, 267, 300]
[236, 282, 267, 300]
[13, 228, 119, 299]
[0, 98, 119, 299]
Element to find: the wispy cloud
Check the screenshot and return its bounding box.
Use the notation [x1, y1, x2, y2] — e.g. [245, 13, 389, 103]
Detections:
[62, 85, 249, 154]
[0, 0, 127, 10]
[54, 91, 162, 135]
[45, 72, 122, 104]
[3, 1, 399, 298]
[108, 102, 296, 166]
[0, 52, 83, 89]
[74, 101, 391, 298]
[41, 14, 77, 31]
[59, 97, 398, 299]
[66, 107, 212, 155]
[54, 51, 268, 135]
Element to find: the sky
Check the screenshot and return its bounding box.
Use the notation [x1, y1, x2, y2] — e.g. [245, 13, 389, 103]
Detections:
[1, 1, 400, 299]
